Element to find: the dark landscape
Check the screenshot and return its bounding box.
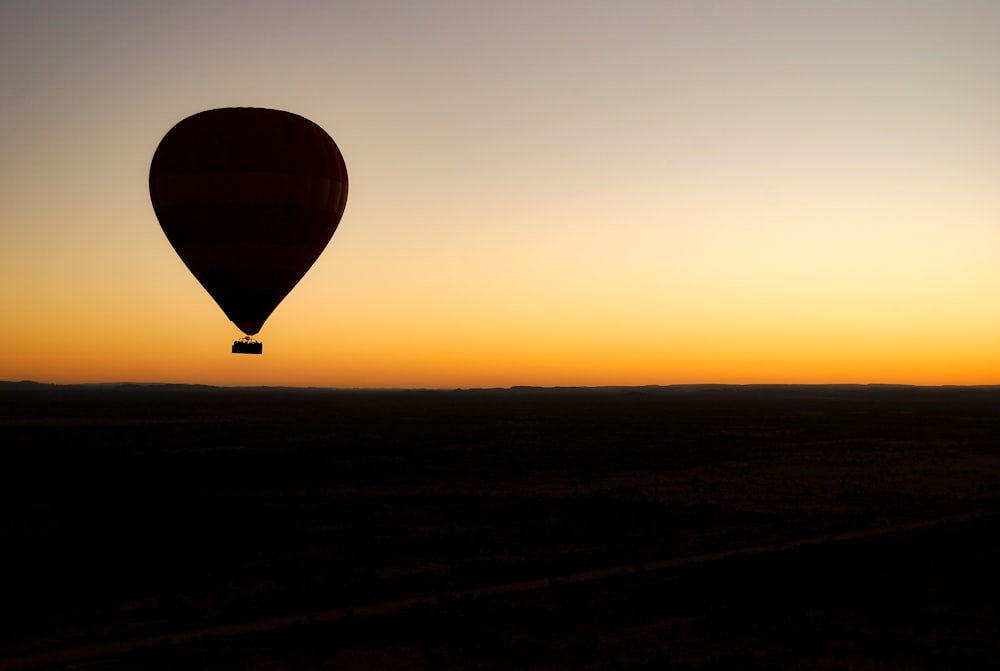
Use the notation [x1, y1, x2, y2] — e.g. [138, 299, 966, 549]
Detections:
[2, 382, 999, 670]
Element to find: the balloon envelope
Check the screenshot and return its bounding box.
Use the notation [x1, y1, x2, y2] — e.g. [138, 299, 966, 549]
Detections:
[149, 107, 348, 336]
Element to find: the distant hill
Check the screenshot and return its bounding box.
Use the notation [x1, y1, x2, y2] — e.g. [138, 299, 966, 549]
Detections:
[0, 380, 215, 392]
[0, 380, 57, 389]
[3, 380, 999, 395]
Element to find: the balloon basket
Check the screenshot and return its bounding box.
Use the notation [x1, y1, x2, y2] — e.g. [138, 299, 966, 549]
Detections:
[232, 338, 263, 355]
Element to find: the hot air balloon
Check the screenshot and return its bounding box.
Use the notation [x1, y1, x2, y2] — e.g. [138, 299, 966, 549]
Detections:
[149, 108, 348, 354]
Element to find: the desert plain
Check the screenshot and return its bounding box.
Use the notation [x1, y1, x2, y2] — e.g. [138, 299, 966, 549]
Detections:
[1, 383, 998, 669]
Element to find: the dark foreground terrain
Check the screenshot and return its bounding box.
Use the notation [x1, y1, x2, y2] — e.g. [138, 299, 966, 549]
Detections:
[1, 383, 999, 669]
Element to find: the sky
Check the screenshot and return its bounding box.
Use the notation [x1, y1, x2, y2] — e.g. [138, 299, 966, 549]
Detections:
[2, 1, 1000, 388]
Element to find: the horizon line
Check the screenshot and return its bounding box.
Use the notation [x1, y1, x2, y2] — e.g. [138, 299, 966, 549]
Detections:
[4, 380, 1000, 393]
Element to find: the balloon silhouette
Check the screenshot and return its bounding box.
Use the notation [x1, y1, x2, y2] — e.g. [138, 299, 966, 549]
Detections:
[149, 108, 348, 352]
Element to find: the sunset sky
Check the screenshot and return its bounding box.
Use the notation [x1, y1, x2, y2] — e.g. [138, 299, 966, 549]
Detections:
[3, 1, 1000, 388]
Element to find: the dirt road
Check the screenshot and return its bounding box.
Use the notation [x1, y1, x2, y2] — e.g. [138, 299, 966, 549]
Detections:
[1, 511, 988, 670]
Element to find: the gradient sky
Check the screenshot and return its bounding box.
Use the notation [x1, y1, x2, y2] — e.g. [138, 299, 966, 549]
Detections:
[3, 1, 1000, 388]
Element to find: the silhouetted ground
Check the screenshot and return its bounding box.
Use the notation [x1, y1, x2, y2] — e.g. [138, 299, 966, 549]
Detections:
[1, 383, 999, 669]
